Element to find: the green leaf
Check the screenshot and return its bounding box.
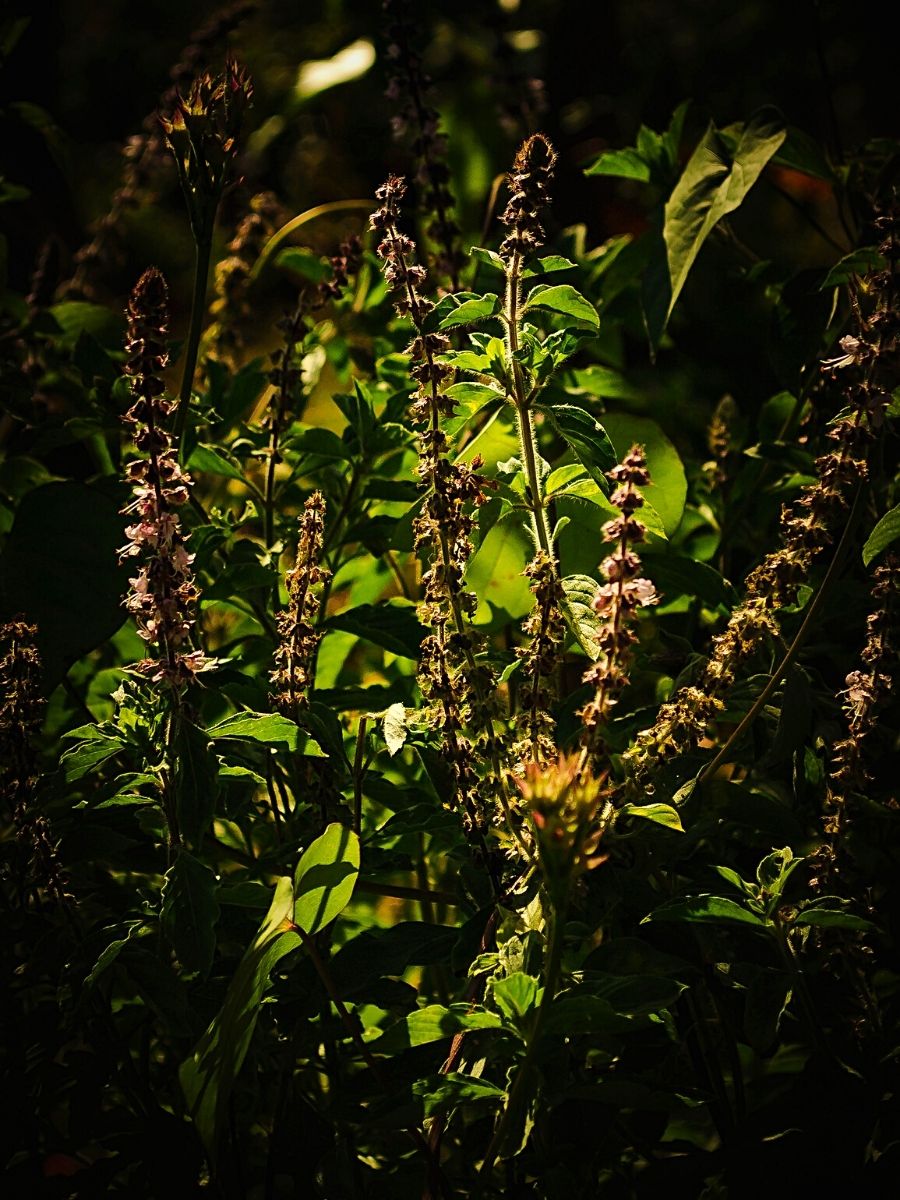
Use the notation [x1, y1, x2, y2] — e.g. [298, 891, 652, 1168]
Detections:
[542, 404, 616, 488]
[642, 553, 736, 607]
[188, 443, 247, 484]
[619, 803, 684, 832]
[643, 895, 767, 927]
[600, 413, 687, 535]
[293, 822, 360, 935]
[466, 513, 533, 627]
[522, 255, 578, 277]
[437, 293, 500, 329]
[209, 712, 326, 755]
[491, 972, 539, 1024]
[585, 147, 652, 182]
[160, 851, 220, 978]
[412, 1073, 506, 1117]
[382, 702, 408, 757]
[821, 247, 885, 290]
[772, 126, 835, 181]
[862, 503, 900, 566]
[180, 877, 301, 1159]
[0, 482, 129, 689]
[541, 995, 636, 1037]
[644, 108, 786, 348]
[579, 974, 687, 1015]
[370, 1004, 504, 1054]
[443, 381, 505, 440]
[60, 731, 126, 782]
[560, 574, 601, 659]
[523, 284, 599, 328]
[325, 601, 425, 658]
[794, 905, 876, 931]
[48, 300, 122, 347]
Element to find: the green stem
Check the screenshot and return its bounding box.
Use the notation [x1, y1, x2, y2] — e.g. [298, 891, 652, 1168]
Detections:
[174, 235, 213, 457]
[479, 895, 567, 1181]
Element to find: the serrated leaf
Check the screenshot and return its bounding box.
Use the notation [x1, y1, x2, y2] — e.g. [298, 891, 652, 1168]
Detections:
[160, 851, 220, 977]
[543, 404, 616, 488]
[862, 503, 900, 566]
[293, 822, 360, 935]
[619, 802, 684, 832]
[60, 732, 126, 781]
[643, 895, 767, 927]
[437, 293, 500, 329]
[560, 573, 601, 659]
[209, 712, 326, 755]
[382, 702, 408, 757]
[523, 284, 599, 328]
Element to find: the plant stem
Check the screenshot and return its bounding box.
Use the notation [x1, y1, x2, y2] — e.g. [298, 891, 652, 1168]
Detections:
[174, 235, 213, 457]
[479, 895, 567, 1182]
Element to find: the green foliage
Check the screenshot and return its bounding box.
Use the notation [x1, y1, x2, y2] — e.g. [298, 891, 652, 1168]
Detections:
[2, 8, 899, 1199]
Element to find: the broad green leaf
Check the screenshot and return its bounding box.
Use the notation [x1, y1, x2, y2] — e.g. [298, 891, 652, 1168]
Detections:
[600, 413, 687, 535]
[413, 1073, 506, 1117]
[619, 802, 684, 832]
[862, 503, 900, 566]
[444, 381, 505, 441]
[794, 906, 875, 931]
[523, 284, 599, 328]
[382, 702, 408, 757]
[48, 300, 122, 346]
[821, 247, 885, 290]
[0, 482, 129, 689]
[643, 895, 767, 927]
[578, 973, 687, 1015]
[642, 553, 736, 607]
[325, 601, 425, 658]
[180, 877, 301, 1159]
[60, 732, 126, 782]
[541, 995, 636, 1037]
[522, 255, 578, 278]
[491, 972, 539, 1024]
[293, 822, 360, 935]
[585, 148, 651, 182]
[175, 719, 221, 847]
[466, 512, 533, 627]
[160, 851, 220, 978]
[644, 108, 786, 347]
[560, 573, 601, 659]
[437, 293, 500, 329]
[188, 443, 246, 483]
[209, 712, 326, 755]
[542, 404, 616, 488]
[369, 1004, 504, 1053]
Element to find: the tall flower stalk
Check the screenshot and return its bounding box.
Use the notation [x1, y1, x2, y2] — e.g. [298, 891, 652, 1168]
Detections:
[371, 175, 501, 850]
[579, 445, 658, 773]
[499, 134, 558, 567]
[161, 58, 253, 450]
[119, 268, 210, 858]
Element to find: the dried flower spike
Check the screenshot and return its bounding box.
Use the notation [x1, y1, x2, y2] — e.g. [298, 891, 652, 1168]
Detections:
[514, 549, 566, 765]
[499, 132, 558, 266]
[271, 492, 331, 721]
[579, 445, 658, 764]
[119, 268, 210, 686]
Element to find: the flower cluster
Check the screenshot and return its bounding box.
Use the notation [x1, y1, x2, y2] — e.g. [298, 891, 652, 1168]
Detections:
[518, 753, 607, 899]
[160, 58, 253, 243]
[626, 211, 898, 788]
[828, 552, 898, 807]
[63, 4, 256, 300]
[119, 269, 209, 686]
[0, 620, 69, 908]
[382, 0, 462, 288]
[579, 446, 658, 763]
[498, 132, 557, 266]
[372, 175, 498, 841]
[270, 492, 331, 722]
[514, 550, 567, 765]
